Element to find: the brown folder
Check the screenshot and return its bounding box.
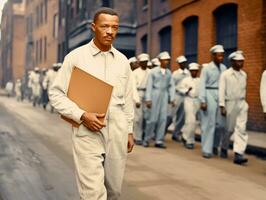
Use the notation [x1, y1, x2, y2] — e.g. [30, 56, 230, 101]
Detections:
[61, 67, 113, 127]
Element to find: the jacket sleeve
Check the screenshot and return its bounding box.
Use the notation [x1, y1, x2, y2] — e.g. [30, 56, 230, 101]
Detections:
[199, 67, 207, 103]
[219, 72, 226, 107]
[260, 71, 266, 112]
[48, 54, 85, 124]
[132, 73, 140, 104]
[145, 71, 153, 102]
[168, 75, 175, 102]
[123, 63, 134, 134]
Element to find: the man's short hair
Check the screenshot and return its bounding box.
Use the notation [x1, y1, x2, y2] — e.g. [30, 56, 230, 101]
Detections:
[93, 7, 119, 23]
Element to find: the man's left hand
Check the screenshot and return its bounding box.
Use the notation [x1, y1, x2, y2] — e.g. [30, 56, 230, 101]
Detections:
[127, 134, 134, 153]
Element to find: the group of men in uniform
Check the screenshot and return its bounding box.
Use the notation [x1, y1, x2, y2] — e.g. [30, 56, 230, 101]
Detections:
[130, 44, 251, 165]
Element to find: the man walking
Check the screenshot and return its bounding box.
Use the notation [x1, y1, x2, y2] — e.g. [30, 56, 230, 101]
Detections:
[143, 51, 175, 148]
[199, 45, 226, 158]
[219, 51, 249, 165]
[49, 8, 134, 200]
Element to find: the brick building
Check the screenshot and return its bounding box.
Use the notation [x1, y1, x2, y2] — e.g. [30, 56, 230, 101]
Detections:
[0, 0, 26, 87]
[136, 0, 266, 131]
[57, 0, 136, 62]
[24, 0, 59, 71]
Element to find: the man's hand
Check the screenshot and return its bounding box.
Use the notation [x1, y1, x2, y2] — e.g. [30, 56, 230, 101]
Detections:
[264, 113, 266, 120]
[127, 134, 134, 153]
[135, 102, 141, 109]
[186, 87, 192, 95]
[200, 102, 207, 111]
[81, 112, 106, 132]
[170, 101, 175, 107]
[220, 106, 226, 117]
[146, 101, 152, 109]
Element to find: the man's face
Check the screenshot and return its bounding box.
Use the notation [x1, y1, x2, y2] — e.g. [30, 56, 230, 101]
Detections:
[232, 60, 244, 70]
[139, 61, 148, 69]
[179, 61, 188, 69]
[212, 52, 224, 64]
[130, 62, 139, 71]
[160, 59, 170, 69]
[190, 70, 198, 78]
[91, 14, 119, 47]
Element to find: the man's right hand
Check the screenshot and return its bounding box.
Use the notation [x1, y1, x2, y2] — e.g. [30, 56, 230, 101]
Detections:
[200, 102, 207, 111]
[146, 101, 152, 109]
[136, 102, 141, 108]
[81, 112, 106, 132]
[220, 106, 226, 117]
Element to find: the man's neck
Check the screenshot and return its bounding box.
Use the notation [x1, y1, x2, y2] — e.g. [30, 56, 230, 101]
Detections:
[93, 38, 111, 52]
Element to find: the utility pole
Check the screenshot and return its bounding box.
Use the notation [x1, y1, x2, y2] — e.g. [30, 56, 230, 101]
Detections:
[147, 0, 152, 55]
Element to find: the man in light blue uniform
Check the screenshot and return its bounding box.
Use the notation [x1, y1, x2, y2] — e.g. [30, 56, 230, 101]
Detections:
[143, 51, 175, 148]
[169, 56, 190, 141]
[199, 45, 227, 158]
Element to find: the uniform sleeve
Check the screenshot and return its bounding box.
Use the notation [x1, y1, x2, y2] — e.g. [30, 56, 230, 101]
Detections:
[123, 63, 134, 134]
[260, 71, 266, 112]
[219, 72, 226, 107]
[177, 78, 189, 95]
[199, 67, 207, 103]
[145, 71, 153, 101]
[132, 72, 140, 103]
[168, 75, 175, 102]
[48, 55, 85, 124]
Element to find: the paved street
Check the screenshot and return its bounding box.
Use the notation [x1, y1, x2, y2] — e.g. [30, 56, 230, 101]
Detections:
[0, 96, 265, 200]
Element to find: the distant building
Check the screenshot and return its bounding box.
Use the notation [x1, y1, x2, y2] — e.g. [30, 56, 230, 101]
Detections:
[24, 0, 59, 72]
[136, 0, 266, 131]
[0, 0, 26, 87]
[58, 0, 136, 62]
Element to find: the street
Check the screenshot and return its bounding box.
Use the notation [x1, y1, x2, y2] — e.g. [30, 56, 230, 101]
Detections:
[0, 96, 265, 200]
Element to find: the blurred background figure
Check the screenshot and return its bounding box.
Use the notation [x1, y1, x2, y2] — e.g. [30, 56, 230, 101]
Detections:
[133, 53, 150, 145]
[151, 58, 160, 68]
[167, 55, 189, 142]
[143, 51, 175, 149]
[14, 79, 22, 101]
[260, 68, 266, 120]
[29, 67, 41, 107]
[129, 56, 139, 71]
[40, 68, 49, 110]
[179, 63, 201, 150]
[199, 45, 226, 159]
[5, 81, 13, 98]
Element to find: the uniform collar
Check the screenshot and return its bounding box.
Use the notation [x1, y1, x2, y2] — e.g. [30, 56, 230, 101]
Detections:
[229, 67, 245, 76]
[177, 68, 189, 74]
[89, 39, 115, 57]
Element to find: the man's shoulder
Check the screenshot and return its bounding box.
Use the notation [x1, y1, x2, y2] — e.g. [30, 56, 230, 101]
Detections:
[112, 47, 129, 62]
[65, 44, 89, 59]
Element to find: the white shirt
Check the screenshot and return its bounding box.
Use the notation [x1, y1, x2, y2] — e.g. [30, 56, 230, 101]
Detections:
[179, 76, 200, 98]
[49, 39, 134, 133]
[260, 70, 266, 112]
[160, 68, 166, 75]
[219, 68, 247, 107]
[172, 68, 191, 92]
[132, 67, 150, 103]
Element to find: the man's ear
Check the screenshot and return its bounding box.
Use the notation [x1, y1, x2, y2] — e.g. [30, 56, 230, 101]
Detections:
[91, 23, 96, 32]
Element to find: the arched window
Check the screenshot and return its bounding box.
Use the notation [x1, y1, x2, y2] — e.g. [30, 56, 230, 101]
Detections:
[214, 4, 238, 67]
[159, 26, 172, 53]
[183, 16, 198, 63]
[141, 34, 148, 53]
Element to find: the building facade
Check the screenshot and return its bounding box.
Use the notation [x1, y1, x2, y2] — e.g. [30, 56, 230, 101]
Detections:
[58, 0, 137, 62]
[136, 0, 266, 131]
[24, 0, 59, 71]
[0, 0, 26, 87]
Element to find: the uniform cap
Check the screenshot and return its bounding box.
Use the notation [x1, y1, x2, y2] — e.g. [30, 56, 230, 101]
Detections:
[189, 63, 200, 70]
[158, 51, 171, 60]
[137, 53, 149, 62]
[176, 55, 187, 64]
[210, 45, 224, 53]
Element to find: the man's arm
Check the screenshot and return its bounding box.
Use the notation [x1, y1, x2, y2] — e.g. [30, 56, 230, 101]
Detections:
[48, 55, 85, 124]
[219, 72, 226, 116]
[199, 67, 208, 110]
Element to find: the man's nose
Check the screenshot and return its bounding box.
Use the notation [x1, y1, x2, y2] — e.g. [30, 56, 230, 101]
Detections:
[106, 27, 113, 34]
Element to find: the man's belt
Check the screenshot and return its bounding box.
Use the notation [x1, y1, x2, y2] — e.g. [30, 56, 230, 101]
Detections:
[206, 87, 218, 90]
[137, 88, 146, 91]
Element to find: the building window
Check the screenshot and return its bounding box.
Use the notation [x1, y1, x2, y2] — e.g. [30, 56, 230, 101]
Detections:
[159, 26, 172, 53]
[53, 14, 59, 38]
[143, 0, 148, 6]
[35, 6, 39, 27]
[183, 16, 198, 63]
[40, 2, 44, 25]
[40, 38, 42, 63]
[214, 4, 237, 67]
[44, 0, 48, 23]
[141, 34, 148, 53]
[102, 0, 112, 7]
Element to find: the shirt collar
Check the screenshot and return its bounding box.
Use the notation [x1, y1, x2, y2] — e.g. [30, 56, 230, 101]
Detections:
[229, 67, 245, 76]
[89, 39, 115, 57]
[178, 68, 189, 74]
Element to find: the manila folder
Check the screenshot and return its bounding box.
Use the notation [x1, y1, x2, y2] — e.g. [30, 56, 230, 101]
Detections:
[61, 67, 113, 127]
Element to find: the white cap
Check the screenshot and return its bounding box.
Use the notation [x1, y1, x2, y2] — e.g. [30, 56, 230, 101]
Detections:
[34, 67, 39, 71]
[129, 57, 137, 63]
[57, 63, 62, 68]
[176, 55, 187, 63]
[201, 63, 209, 68]
[137, 53, 149, 62]
[158, 51, 171, 60]
[52, 63, 57, 68]
[147, 61, 152, 67]
[228, 50, 244, 60]
[210, 45, 224, 53]
[151, 58, 160, 66]
[189, 63, 200, 70]
[232, 52, 245, 61]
